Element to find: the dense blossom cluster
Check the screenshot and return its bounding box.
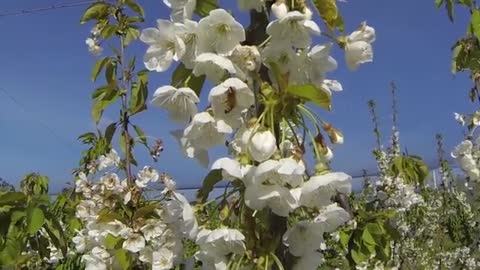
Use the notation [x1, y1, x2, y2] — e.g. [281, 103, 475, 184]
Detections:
[73, 150, 196, 270]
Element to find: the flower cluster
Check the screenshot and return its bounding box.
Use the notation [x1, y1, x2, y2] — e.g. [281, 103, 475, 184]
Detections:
[86, 25, 103, 56]
[73, 151, 197, 270]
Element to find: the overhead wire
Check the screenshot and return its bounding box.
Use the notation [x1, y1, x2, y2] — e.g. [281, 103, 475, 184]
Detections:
[0, 0, 94, 18]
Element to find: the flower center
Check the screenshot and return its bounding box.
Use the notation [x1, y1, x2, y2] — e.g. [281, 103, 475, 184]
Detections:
[216, 23, 231, 36]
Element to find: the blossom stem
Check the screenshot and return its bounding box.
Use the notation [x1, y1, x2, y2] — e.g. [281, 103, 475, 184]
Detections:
[258, 36, 271, 48]
[297, 104, 321, 134]
[264, 254, 269, 270]
[119, 35, 134, 186]
[306, 127, 322, 161]
[269, 252, 285, 270]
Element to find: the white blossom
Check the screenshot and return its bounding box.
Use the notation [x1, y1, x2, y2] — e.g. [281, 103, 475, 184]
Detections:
[82, 247, 110, 270]
[97, 149, 120, 171]
[136, 166, 160, 188]
[193, 53, 236, 84]
[140, 20, 185, 72]
[152, 85, 199, 123]
[184, 112, 233, 150]
[100, 173, 121, 191]
[244, 158, 304, 216]
[300, 172, 352, 208]
[122, 233, 146, 253]
[171, 129, 210, 168]
[454, 112, 466, 126]
[245, 129, 277, 162]
[345, 22, 376, 70]
[208, 78, 254, 128]
[175, 19, 199, 68]
[197, 9, 245, 55]
[267, 11, 321, 49]
[211, 157, 243, 180]
[86, 38, 103, 56]
[163, 0, 196, 22]
[195, 228, 246, 269]
[271, 0, 289, 19]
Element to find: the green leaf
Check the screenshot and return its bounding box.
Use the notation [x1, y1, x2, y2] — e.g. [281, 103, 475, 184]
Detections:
[391, 155, 430, 186]
[91, 57, 110, 82]
[195, 0, 218, 17]
[44, 215, 68, 256]
[133, 124, 147, 145]
[312, 0, 340, 33]
[80, 2, 110, 24]
[133, 204, 159, 220]
[114, 249, 131, 270]
[27, 207, 45, 235]
[138, 69, 149, 84]
[361, 227, 376, 246]
[101, 24, 117, 39]
[105, 61, 117, 86]
[457, 0, 473, 8]
[446, 0, 455, 22]
[365, 223, 385, 236]
[172, 63, 192, 86]
[92, 88, 120, 124]
[97, 209, 126, 224]
[125, 0, 145, 17]
[104, 234, 122, 249]
[171, 63, 206, 95]
[451, 43, 463, 74]
[129, 81, 148, 116]
[0, 192, 26, 205]
[471, 10, 480, 41]
[105, 122, 117, 144]
[351, 243, 369, 264]
[286, 84, 332, 111]
[435, 0, 444, 8]
[196, 169, 223, 203]
[339, 230, 351, 248]
[125, 27, 140, 46]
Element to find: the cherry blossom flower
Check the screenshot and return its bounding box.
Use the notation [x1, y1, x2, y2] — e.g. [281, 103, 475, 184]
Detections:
[193, 53, 236, 84]
[136, 166, 160, 188]
[208, 78, 254, 128]
[152, 85, 199, 123]
[140, 20, 185, 72]
[345, 22, 376, 70]
[267, 11, 321, 49]
[300, 172, 352, 208]
[163, 0, 196, 22]
[197, 9, 245, 55]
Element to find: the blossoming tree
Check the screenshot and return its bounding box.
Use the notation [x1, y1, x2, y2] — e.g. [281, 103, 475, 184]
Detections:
[77, 0, 377, 269]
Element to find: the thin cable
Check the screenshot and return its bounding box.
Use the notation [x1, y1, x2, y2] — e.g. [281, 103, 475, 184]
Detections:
[0, 87, 77, 150]
[0, 1, 94, 18]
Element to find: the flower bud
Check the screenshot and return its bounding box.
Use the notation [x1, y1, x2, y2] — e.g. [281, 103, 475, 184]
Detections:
[247, 130, 277, 162]
[323, 123, 344, 144]
[272, 0, 288, 19]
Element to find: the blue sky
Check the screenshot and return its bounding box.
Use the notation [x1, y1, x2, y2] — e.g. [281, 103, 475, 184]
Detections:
[0, 0, 475, 193]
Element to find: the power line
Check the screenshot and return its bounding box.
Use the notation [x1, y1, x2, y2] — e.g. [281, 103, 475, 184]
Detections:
[0, 86, 77, 150]
[0, 1, 94, 18]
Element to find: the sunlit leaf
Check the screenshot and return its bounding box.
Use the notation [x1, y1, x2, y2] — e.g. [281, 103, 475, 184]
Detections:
[287, 84, 332, 111]
[195, 0, 218, 17]
[80, 2, 110, 24]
